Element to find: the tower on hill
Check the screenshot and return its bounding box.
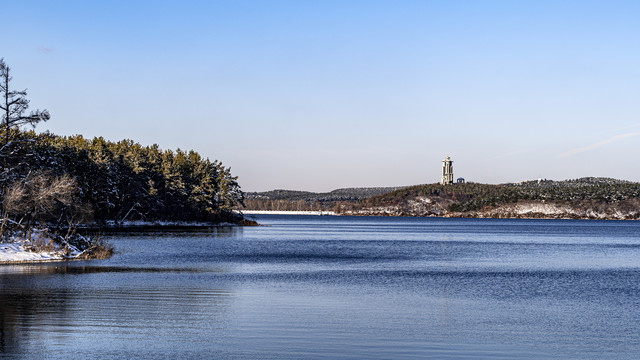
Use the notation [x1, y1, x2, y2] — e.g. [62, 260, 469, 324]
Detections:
[441, 155, 454, 185]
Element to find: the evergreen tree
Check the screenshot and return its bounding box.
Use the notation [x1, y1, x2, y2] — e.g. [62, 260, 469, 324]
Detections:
[0, 59, 49, 143]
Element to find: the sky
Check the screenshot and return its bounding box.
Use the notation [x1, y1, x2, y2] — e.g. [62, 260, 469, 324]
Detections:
[3, 0, 640, 192]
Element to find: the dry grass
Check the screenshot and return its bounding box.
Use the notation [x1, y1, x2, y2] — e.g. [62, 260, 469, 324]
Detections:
[77, 238, 114, 260]
[26, 237, 58, 253]
[2, 227, 114, 260]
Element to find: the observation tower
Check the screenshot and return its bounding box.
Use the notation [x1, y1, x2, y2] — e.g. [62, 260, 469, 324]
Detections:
[441, 155, 454, 185]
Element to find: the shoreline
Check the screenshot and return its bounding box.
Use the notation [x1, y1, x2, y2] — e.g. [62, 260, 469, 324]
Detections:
[0, 240, 84, 265]
[4, 213, 633, 264]
[83, 220, 246, 231]
[240, 210, 638, 221]
[239, 210, 336, 216]
[0, 219, 256, 264]
[0, 258, 83, 265]
[344, 213, 636, 221]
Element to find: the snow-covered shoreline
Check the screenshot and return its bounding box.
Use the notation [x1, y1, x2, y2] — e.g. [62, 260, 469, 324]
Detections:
[0, 239, 83, 264]
[0, 220, 246, 264]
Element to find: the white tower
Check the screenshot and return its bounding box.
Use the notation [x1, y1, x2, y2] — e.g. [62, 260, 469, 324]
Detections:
[441, 155, 454, 185]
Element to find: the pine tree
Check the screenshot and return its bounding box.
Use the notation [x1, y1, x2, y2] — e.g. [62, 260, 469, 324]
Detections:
[0, 59, 50, 143]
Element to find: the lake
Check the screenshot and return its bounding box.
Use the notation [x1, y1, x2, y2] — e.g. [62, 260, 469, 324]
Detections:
[2, 215, 640, 359]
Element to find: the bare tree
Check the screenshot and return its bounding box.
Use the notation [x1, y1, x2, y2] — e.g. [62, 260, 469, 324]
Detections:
[1, 172, 91, 239]
[0, 58, 50, 143]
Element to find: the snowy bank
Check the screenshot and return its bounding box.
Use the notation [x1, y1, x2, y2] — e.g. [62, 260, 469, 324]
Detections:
[0, 239, 82, 264]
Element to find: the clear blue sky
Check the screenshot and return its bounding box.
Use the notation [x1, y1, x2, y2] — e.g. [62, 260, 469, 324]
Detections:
[3, 0, 640, 191]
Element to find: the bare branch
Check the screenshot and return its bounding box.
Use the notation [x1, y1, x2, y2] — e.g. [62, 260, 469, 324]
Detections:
[0, 58, 50, 143]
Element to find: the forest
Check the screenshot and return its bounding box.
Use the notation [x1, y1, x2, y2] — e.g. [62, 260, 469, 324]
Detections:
[241, 187, 405, 212]
[358, 178, 640, 212]
[0, 58, 246, 259]
[337, 178, 640, 219]
[1, 129, 245, 225]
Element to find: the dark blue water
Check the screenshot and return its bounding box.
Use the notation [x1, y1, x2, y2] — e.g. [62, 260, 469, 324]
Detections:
[2, 215, 640, 359]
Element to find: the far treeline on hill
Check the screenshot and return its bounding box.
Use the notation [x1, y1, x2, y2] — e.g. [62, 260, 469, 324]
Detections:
[242, 187, 407, 212]
[240, 178, 640, 220]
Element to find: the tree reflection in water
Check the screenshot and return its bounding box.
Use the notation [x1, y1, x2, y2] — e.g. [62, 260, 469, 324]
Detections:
[0, 263, 233, 357]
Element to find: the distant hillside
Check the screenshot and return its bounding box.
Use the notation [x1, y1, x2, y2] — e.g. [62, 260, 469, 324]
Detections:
[337, 178, 640, 220]
[241, 186, 407, 211]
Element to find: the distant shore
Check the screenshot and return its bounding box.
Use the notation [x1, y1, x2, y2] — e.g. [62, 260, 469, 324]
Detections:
[243, 178, 640, 221]
[239, 210, 637, 220]
[240, 210, 336, 216]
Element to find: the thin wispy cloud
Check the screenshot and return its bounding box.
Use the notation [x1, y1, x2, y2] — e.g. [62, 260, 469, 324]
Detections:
[37, 46, 54, 54]
[558, 132, 640, 158]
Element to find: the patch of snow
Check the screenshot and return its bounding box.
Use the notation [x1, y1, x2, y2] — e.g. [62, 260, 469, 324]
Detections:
[513, 203, 574, 216]
[0, 238, 82, 263]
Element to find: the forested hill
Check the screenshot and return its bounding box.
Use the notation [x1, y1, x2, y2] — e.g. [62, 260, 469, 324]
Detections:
[338, 178, 640, 219]
[242, 186, 407, 211]
[0, 128, 246, 226]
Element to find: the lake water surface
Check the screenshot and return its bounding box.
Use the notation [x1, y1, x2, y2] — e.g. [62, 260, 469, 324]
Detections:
[2, 215, 640, 359]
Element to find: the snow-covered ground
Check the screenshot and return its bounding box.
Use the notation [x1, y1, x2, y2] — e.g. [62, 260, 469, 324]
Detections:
[0, 239, 82, 263]
[1, 220, 237, 264]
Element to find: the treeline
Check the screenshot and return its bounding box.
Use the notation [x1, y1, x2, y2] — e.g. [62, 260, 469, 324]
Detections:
[0, 58, 247, 260]
[241, 187, 406, 212]
[342, 179, 640, 213]
[243, 199, 327, 211]
[1, 128, 245, 226]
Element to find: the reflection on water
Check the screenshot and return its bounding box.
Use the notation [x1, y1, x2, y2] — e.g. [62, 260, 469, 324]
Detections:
[0, 274, 234, 358]
[101, 224, 244, 237]
[0, 264, 206, 275]
[1, 216, 640, 359]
